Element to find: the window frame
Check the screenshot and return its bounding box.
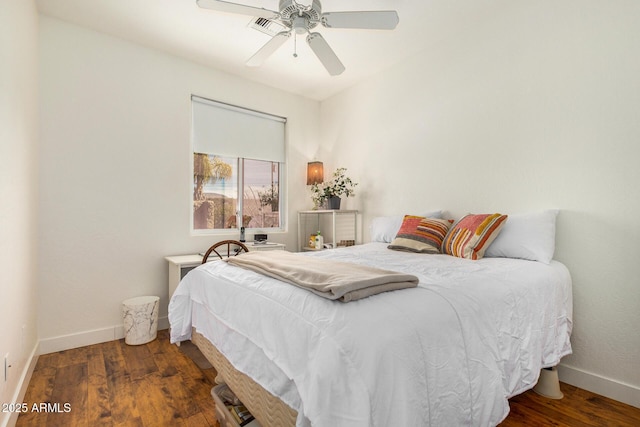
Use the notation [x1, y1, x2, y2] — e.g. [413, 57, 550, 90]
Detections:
[190, 96, 287, 236]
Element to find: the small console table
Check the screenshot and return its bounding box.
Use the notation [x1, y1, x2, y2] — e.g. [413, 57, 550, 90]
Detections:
[165, 242, 286, 299]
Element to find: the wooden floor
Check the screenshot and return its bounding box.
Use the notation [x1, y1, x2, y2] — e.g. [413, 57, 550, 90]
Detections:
[17, 330, 219, 427]
[17, 329, 640, 426]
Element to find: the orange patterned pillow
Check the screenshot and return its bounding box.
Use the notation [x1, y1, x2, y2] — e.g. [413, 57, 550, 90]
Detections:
[441, 213, 508, 260]
[388, 215, 452, 253]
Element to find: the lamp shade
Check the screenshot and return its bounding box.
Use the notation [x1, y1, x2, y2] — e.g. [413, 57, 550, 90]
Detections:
[306, 161, 324, 185]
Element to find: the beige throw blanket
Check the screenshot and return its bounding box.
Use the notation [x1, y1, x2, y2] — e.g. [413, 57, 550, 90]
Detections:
[225, 251, 419, 302]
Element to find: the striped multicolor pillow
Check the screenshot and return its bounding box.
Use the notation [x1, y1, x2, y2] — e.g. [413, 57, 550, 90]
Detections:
[441, 213, 508, 260]
[388, 215, 452, 253]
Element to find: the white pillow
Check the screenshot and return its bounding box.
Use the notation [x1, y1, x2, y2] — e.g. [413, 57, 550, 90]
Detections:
[370, 211, 442, 243]
[484, 209, 559, 263]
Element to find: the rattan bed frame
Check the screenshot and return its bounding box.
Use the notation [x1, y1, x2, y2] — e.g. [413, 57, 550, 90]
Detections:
[191, 328, 297, 427]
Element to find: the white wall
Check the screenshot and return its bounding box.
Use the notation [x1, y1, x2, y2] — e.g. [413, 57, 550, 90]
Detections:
[320, 1, 640, 407]
[0, 1, 40, 426]
[26, 0, 640, 410]
[37, 16, 320, 351]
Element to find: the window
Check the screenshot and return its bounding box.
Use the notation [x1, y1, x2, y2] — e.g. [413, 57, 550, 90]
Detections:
[191, 96, 286, 232]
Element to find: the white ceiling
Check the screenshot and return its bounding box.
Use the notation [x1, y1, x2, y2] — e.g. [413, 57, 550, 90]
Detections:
[36, 0, 495, 101]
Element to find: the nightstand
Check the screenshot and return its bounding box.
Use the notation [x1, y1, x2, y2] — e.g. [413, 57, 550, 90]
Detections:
[166, 242, 286, 300]
[165, 254, 203, 301]
[297, 210, 358, 252]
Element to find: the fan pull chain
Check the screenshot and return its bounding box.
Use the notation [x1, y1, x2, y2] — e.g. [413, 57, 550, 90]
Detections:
[293, 33, 298, 58]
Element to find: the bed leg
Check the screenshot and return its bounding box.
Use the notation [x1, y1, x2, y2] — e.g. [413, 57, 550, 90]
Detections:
[533, 366, 563, 399]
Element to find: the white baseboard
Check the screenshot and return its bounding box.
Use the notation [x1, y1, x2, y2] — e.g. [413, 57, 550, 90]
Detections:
[2, 341, 40, 427]
[558, 363, 640, 409]
[38, 316, 170, 355]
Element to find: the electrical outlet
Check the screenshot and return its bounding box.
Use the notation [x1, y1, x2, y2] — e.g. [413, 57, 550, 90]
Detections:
[4, 353, 8, 382]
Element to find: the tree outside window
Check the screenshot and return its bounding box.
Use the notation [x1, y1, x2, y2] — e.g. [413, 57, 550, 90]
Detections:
[193, 154, 281, 231]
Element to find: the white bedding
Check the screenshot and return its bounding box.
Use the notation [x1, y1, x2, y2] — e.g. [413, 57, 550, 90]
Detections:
[169, 242, 572, 427]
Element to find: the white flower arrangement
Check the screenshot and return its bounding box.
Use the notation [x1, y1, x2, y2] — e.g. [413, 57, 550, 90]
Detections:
[310, 167, 358, 208]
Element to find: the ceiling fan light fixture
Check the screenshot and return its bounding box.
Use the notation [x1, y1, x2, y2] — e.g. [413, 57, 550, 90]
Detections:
[197, 0, 398, 76]
[292, 16, 308, 34]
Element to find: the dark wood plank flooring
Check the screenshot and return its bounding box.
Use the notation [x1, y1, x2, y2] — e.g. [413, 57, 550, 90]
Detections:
[16, 329, 640, 426]
[16, 330, 218, 427]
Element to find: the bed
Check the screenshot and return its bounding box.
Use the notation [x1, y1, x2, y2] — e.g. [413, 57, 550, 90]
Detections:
[169, 226, 573, 426]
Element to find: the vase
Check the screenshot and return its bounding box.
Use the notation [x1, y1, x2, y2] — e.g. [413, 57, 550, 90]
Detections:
[328, 196, 341, 210]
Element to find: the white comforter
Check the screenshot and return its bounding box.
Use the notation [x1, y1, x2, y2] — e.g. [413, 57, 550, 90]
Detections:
[169, 243, 572, 427]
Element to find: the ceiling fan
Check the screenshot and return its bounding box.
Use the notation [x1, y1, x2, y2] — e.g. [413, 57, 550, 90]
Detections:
[196, 0, 399, 76]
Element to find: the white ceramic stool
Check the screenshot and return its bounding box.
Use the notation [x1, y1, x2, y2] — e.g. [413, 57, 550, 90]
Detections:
[122, 296, 160, 345]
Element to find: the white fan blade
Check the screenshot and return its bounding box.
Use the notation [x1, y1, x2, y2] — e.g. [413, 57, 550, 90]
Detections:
[196, 0, 278, 19]
[322, 11, 399, 30]
[306, 33, 345, 76]
[247, 32, 291, 67]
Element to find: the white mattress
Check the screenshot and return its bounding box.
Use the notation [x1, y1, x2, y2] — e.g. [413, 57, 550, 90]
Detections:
[169, 243, 572, 427]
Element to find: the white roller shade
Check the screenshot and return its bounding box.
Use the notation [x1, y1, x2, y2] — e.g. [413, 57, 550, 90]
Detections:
[192, 96, 286, 163]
